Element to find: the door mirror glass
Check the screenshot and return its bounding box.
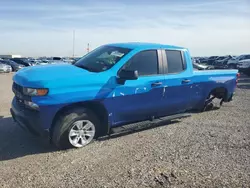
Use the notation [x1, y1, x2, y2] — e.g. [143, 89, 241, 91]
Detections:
[118, 69, 138, 80]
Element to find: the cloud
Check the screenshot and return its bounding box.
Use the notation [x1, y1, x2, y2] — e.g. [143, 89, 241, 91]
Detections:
[0, 0, 249, 56]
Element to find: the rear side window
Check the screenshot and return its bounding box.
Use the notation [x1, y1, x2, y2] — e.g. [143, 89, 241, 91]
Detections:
[123, 50, 158, 76]
[165, 50, 184, 74]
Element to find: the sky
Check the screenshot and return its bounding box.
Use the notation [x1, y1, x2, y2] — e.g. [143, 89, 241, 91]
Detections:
[0, 0, 249, 57]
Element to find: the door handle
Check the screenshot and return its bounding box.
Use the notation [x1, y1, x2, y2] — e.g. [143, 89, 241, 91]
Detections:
[151, 82, 162, 87]
[182, 79, 191, 84]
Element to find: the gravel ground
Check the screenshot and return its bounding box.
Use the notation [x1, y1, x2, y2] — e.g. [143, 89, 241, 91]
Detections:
[0, 73, 249, 188]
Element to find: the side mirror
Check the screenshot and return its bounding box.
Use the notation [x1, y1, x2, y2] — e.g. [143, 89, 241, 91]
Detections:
[118, 69, 138, 80]
[117, 69, 138, 84]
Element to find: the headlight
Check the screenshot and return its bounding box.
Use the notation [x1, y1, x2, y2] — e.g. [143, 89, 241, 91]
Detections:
[23, 88, 48, 96]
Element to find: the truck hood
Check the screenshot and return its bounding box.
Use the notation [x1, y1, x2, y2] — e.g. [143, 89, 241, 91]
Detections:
[13, 64, 103, 88]
[227, 59, 238, 64]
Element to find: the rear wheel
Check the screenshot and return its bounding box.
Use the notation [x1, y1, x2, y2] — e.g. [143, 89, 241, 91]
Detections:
[52, 107, 100, 149]
[202, 94, 223, 112]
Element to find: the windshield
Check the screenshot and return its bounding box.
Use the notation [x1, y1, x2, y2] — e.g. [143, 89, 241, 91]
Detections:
[75, 45, 131, 72]
[236, 55, 244, 60]
[217, 56, 225, 60]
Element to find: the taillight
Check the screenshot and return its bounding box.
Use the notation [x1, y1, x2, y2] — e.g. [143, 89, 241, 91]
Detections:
[236, 72, 240, 85]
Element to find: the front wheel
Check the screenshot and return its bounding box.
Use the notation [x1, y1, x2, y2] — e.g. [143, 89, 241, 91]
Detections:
[52, 108, 100, 149]
[68, 120, 96, 148]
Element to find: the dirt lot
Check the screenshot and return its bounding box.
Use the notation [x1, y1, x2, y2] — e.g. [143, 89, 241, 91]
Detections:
[0, 73, 249, 188]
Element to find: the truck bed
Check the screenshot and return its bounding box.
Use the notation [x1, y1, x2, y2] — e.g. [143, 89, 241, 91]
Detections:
[193, 69, 238, 76]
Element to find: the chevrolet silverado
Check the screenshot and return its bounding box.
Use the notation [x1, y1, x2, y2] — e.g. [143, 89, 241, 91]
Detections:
[11, 43, 239, 149]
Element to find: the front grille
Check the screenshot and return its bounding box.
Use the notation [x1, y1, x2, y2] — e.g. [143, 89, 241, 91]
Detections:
[12, 82, 23, 95]
[12, 82, 31, 108]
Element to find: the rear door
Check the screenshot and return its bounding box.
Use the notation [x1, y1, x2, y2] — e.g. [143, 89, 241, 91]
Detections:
[161, 49, 193, 115]
[111, 50, 166, 126]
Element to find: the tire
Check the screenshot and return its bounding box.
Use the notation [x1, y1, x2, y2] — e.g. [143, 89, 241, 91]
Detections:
[52, 107, 100, 149]
[202, 94, 222, 112]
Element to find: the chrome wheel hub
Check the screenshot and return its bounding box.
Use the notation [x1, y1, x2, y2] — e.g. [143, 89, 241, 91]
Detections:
[68, 120, 95, 148]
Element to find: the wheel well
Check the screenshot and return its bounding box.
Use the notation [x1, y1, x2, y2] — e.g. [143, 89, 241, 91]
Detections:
[210, 87, 228, 100]
[50, 101, 109, 137]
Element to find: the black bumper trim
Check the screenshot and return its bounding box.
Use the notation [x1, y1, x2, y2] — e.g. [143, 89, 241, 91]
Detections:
[10, 98, 49, 137]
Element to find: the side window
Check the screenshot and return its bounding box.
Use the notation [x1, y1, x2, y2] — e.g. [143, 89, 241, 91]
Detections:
[239, 56, 245, 60]
[123, 50, 158, 76]
[245, 55, 250, 59]
[165, 50, 184, 74]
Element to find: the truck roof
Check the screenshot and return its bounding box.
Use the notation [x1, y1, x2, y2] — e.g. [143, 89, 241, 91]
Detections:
[108, 42, 185, 50]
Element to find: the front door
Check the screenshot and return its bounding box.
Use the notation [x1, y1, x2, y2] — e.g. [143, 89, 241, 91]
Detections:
[110, 50, 166, 126]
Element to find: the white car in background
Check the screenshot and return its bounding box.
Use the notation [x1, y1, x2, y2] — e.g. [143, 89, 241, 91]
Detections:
[227, 54, 250, 69]
[193, 62, 209, 70]
[62, 57, 75, 64]
[0, 63, 12, 73]
[238, 59, 250, 66]
[33, 57, 70, 66]
[38, 60, 51, 65]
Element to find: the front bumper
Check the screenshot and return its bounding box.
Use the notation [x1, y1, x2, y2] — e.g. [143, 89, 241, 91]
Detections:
[10, 97, 49, 137]
[0, 68, 10, 73]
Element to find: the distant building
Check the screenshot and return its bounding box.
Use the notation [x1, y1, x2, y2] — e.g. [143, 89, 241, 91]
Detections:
[0, 55, 22, 58]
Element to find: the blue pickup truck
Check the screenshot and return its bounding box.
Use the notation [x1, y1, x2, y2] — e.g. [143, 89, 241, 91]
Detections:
[11, 43, 239, 149]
